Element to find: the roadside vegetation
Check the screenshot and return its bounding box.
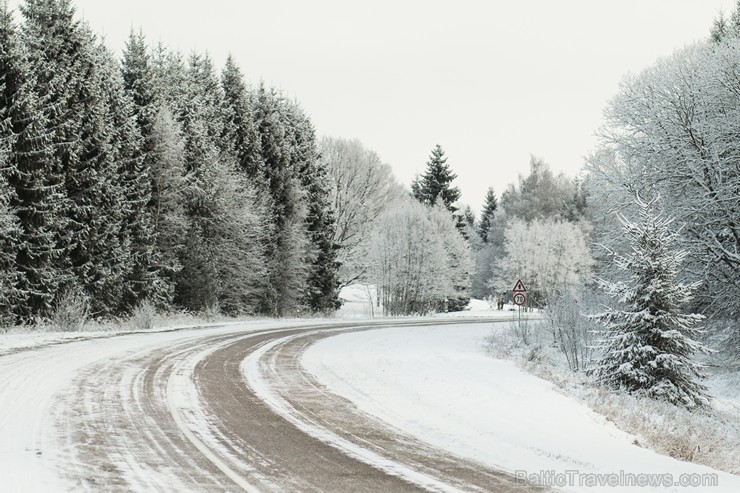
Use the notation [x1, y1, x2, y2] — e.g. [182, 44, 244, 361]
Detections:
[484, 318, 740, 476]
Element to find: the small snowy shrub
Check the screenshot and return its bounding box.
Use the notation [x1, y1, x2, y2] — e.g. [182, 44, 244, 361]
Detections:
[546, 289, 596, 372]
[203, 301, 221, 322]
[50, 288, 90, 332]
[583, 389, 740, 474]
[511, 312, 540, 345]
[482, 328, 513, 359]
[130, 301, 157, 331]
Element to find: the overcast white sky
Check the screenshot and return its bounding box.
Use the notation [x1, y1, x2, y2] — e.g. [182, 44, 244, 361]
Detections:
[9, 0, 736, 211]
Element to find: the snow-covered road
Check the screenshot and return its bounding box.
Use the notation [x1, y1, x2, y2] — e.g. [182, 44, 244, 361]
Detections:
[1, 318, 736, 492]
[302, 323, 740, 493]
[1, 320, 364, 491]
[0, 318, 527, 492]
[0, 322, 272, 491]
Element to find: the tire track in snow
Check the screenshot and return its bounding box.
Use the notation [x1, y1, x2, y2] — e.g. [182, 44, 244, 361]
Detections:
[2, 318, 541, 492]
[53, 334, 245, 491]
[240, 321, 548, 493]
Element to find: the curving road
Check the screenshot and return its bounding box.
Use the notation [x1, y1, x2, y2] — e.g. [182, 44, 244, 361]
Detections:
[1, 319, 548, 492]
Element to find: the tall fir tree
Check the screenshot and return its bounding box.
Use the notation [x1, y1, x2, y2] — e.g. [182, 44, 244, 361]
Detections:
[220, 55, 264, 182]
[412, 144, 469, 309]
[591, 196, 711, 409]
[412, 145, 461, 212]
[171, 51, 270, 314]
[477, 187, 498, 243]
[19, 0, 136, 317]
[97, 42, 166, 310]
[289, 104, 341, 313]
[122, 33, 190, 306]
[0, 174, 18, 323]
[3, 1, 68, 320]
[0, 4, 21, 322]
[150, 43, 188, 117]
[253, 84, 311, 315]
[120, 30, 177, 308]
[121, 29, 159, 139]
[173, 51, 227, 311]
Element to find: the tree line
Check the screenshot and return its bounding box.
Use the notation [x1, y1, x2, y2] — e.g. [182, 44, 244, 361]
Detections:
[321, 139, 471, 316]
[0, 0, 340, 323]
[454, 4, 740, 408]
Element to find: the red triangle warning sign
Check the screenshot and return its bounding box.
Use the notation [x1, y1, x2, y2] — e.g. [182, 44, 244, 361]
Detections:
[512, 279, 527, 293]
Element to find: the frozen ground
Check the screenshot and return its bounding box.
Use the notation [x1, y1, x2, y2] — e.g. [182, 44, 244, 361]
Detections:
[302, 322, 740, 492]
[2, 297, 735, 492]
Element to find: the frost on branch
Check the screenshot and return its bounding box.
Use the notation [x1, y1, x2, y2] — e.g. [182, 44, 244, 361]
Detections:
[591, 195, 711, 409]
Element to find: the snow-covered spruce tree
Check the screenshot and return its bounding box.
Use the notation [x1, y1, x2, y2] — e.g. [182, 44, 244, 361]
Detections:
[122, 36, 194, 308]
[477, 187, 497, 243]
[19, 0, 139, 317]
[150, 44, 188, 118]
[119, 31, 178, 308]
[591, 195, 711, 409]
[0, 81, 19, 323]
[253, 84, 312, 316]
[97, 42, 168, 311]
[173, 52, 269, 315]
[412, 145, 461, 211]
[0, 175, 19, 323]
[220, 55, 264, 183]
[122, 29, 160, 141]
[2, 1, 68, 320]
[411, 145, 469, 310]
[289, 106, 341, 313]
[0, 4, 22, 322]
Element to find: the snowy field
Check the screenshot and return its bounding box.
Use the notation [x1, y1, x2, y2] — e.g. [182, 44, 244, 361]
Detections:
[302, 323, 740, 492]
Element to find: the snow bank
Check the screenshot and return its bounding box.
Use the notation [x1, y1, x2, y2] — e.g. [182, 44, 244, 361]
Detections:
[302, 323, 740, 492]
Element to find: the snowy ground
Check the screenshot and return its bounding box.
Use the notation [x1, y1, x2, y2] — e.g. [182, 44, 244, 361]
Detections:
[2, 295, 735, 492]
[302, 322, 740, 492]
[335, 283, 525, 319]
[0, 319, 329, 491]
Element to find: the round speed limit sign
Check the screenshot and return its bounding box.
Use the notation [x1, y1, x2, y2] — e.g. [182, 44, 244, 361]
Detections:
[513, 292, 526, 306]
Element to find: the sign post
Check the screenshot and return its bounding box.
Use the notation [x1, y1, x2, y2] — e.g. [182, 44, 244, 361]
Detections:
[512, 279, 527, 326]
[512, 279, 527, 305]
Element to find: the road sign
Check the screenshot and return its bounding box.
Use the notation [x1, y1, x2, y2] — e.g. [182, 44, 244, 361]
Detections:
[513, 292, 527, 306]
[512, 279, 527, 293]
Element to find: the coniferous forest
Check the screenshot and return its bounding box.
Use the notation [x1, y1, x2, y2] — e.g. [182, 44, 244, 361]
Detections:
[0, 0, 341, 322]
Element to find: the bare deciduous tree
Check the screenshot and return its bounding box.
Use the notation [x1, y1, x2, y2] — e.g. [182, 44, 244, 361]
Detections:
[593, 38, 740, 319]
[368, 199, 470, 315]
[492, 219, 592, 307]
[319, 137, 404, 287]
